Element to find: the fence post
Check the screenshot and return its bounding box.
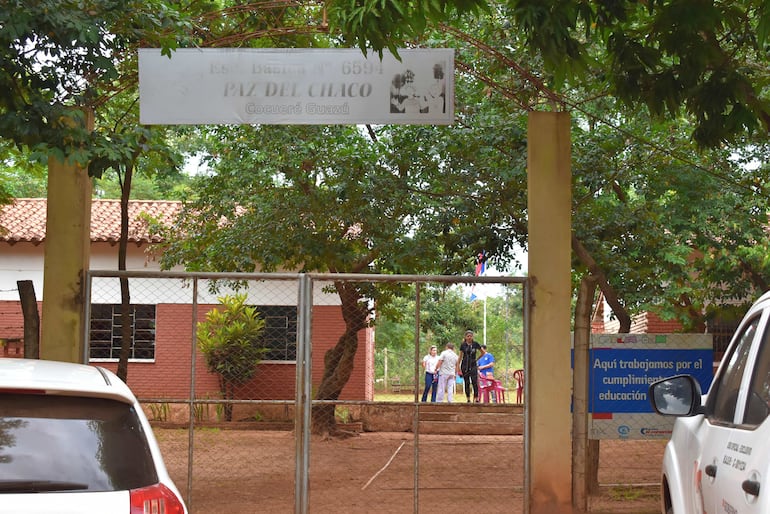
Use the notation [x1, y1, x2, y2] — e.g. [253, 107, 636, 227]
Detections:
[527, 110, 573, 514]
[18, 280, 40, 359]
[572, 275, 596, 510]
[294, 274, 312, 514]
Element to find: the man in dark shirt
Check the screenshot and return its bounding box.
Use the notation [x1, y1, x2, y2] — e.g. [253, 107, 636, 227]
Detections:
[459, 330, 482, 402]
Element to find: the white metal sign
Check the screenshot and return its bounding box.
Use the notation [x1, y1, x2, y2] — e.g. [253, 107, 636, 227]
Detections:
[139, 48, 454, 125]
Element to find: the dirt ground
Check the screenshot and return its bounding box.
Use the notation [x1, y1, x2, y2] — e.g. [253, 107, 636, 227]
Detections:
[154, 429, 663, 514]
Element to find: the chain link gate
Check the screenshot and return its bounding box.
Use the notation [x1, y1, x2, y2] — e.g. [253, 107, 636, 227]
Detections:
[84, 270, 661, 513]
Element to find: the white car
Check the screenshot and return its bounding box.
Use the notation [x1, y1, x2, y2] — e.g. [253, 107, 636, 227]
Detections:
[650, 291, 770, 514]
[0, 358, 187, 514]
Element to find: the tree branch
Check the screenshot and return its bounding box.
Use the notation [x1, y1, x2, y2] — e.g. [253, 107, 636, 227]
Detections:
[571, 233, 631, 332]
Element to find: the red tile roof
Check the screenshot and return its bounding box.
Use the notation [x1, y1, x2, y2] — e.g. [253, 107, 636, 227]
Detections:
[0, 198, 181, 245]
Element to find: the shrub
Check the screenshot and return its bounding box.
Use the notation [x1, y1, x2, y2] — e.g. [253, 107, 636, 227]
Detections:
[197, 294, 266, 421]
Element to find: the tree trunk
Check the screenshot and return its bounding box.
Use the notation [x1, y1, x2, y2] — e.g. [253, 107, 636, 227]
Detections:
[311, 281, 369, 436]
[572, 274, 601, 504]
[18, 280, 40, 359]
[116, 163, 134, 382]
[117, 277, 132, 381]
[571, 234, 632, 332]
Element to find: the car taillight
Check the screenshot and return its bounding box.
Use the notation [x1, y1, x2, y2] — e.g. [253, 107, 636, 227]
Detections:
[130, 483, 186, 514]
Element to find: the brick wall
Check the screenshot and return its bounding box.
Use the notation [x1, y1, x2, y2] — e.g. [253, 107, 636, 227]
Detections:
[0, 300, 26, 340]
[639, 312, 684, 333]
[0, 300, 30, 357]
[602, 311, 685, 334]
[308, 305, 373, 401]
[0, 300, 374, 402]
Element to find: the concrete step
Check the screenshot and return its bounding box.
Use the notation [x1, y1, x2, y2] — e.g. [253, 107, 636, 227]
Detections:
[418, 403, 521, 413]
[417, 420, 522, 435]
[416, 404, 523, 435]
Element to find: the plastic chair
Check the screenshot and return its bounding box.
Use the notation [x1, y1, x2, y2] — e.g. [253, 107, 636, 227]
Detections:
[478, 374, 495, 403]
[491, 377, 507, 403]
[513, 369, 525, 403]
[478, 374, 506, 403]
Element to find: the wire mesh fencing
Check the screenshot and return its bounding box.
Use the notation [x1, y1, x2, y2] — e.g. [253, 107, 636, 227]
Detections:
[84, 270, 663, 513]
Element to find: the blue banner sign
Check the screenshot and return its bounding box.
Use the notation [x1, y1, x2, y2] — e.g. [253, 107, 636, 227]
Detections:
[581, 334, 713, 439]
[589, 347, 713, 414]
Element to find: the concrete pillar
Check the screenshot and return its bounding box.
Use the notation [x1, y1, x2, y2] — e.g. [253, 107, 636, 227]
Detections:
[527, 111, 573, 513]
[40, 108, 93, 362]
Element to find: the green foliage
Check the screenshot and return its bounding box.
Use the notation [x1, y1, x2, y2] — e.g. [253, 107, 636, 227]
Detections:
[570, 107, 770, 329]
[335, 407, 350, 424]
[93, 166, 194, 200]
[196, 294, 267, 387]
[0, 142, 47, 199]
[148, 402, 171, 422]
[5, 0, 770, 399]
[328, 0, 488, 57]
[420, 285, 484, 343]
[327, 0, 770, 146]
[0, 0, 194, 153]
[159, 118, 526, 279]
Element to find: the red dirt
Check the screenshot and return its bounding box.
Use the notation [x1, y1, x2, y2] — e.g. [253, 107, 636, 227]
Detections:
[154, 429, 662, 514]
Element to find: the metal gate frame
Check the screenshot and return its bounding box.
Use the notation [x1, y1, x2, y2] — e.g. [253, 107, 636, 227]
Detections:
[295, 272, 529, 514]
[85, 270, 529, 513]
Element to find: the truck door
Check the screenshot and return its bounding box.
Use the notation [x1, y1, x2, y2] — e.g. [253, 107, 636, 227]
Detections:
[698, 313, 765, 513]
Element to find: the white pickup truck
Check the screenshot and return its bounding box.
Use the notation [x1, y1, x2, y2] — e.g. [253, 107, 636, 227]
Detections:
[650, 291, 770, 514]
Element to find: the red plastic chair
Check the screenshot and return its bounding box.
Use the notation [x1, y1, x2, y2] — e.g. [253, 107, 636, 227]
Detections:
[478, 374, 506, 403]
[513, 369, 525, 403]
[478, 374, 495, 403]
[491, 377, 506, 403]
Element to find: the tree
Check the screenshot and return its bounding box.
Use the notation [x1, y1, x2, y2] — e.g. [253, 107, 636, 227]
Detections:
[88, 102, 185, 380]
[568, 104, 770, 331]
[7, 2, 770, 436]
[328, 0, 770, 147]
[0, 1, 194, 151]
[374, 284, 486, 381]
[0, 142, 47, 200]
[158, 121, 524, 434]
[152, 6, 770, 436]
[0, 0, 197, 371]
[434, 8, 770, 332]
[196, 294, 267, 422]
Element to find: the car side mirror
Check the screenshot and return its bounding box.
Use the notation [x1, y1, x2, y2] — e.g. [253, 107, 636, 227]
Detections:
[649, 375, 704, 417]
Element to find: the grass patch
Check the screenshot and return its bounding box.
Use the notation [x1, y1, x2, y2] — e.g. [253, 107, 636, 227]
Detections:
[374, 392, 420, 402]
[607, 485, 658, 502]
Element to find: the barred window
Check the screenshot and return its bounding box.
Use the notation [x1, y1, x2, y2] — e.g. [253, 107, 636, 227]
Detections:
[258, 305, 297, 361]
[89, 304, 156, 361]
[707, 317, 740, 362]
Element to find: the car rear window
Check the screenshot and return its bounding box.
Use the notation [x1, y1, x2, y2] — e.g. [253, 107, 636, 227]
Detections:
[0, 394, 158, 493]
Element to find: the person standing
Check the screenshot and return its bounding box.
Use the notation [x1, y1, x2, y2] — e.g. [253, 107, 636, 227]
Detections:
[477, 344, 497, 402]
[420, 345, 440, 402]
[459, 330, 482, 402]
[477, 344, 495, 378]
[435, 342, 459, 403]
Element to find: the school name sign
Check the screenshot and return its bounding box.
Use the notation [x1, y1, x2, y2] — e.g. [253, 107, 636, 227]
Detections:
[139, 48, 454, 125]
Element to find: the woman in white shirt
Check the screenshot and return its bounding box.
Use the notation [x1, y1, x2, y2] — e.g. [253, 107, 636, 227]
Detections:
[421, 345, 440, 402]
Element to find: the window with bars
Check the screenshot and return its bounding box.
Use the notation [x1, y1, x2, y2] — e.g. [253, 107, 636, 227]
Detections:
[88, 304, 297, 362]
[258, 305, 297, 361]
[89, 304, 156, 361]
[707, 317, 740, 363]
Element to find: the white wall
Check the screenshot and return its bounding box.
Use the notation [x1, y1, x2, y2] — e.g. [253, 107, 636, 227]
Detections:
[1, 242, 340, 306]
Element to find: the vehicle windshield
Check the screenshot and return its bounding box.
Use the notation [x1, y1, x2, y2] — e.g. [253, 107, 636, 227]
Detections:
[0, 394, 158, 493]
